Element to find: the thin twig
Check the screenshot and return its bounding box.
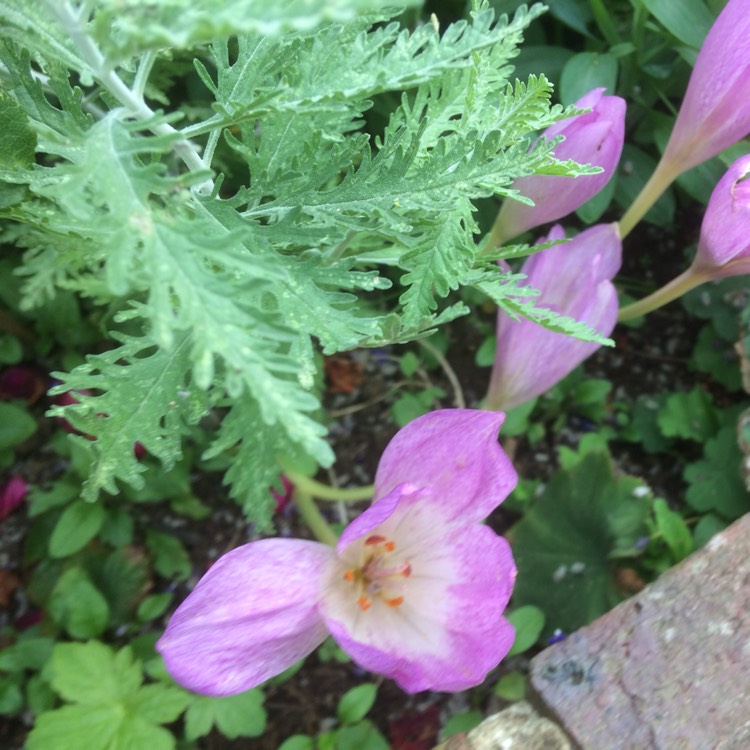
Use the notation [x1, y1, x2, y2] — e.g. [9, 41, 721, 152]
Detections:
[418, 338, 465, 408]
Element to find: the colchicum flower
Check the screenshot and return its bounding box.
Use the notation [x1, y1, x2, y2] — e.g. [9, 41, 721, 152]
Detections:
[620, 0, 750, 237]
[492, 88, 625, 246]
[661, 0, 750, 175]
[691, 154, 750, 278]
[157, 410, 518, 695]
[619, 155, 750, 321]
[485, 223, 622, 411]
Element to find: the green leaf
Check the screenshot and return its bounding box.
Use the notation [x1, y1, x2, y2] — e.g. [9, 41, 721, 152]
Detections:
[334, 720, 389, 750]
[0, 89, 36, 169]
[0, 637, 54, 672]
[278, 737, 315, 750]
[559, 52, 618, 105]
[48, 568, 110, 639]
[146, 530, 192, 580]
[684, 426, 750, 520]
[493, 672, 526, 701]
[48, 500, 106, 558]
[511, 451, 650, 636]
[337, 684, 378, 725]
[642, 0, 714, 48]
[49, 331, 207, 502]
[26, 704, 121, 750]
[0, 677, 23, 714]
[657, 387, 719, 441]
[137, 593, 174, 622]
[0, 402, 36, 450]
[653, 499, 694, 562]
[184, 689, 266, 740]
[89, 0, 421, 60]
[88, 547, 151, 625]
[48, 642, 142, 706]
[506, 605, 546, 656]
[440, 711, 483, 740]
[128, 684, 190, 725]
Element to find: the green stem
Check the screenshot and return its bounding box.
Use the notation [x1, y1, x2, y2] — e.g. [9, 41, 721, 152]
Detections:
[618, 268, 708, 321]
[618, 157, 681, 240]
[49, 1, 214, 195]
[283, 467, 374, 503]
[293, 488, 339, 546]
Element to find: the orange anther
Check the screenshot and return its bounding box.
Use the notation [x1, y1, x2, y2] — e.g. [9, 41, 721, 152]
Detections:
[365, 535, 387, 546]
[343, 570, 355, 581]
[385, 596, 404, 608]
[384, 541, 396, 552]
[357, 596, 371, 611]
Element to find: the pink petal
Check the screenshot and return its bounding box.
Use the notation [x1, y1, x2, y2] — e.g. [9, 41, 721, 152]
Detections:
[157, 539, 336, 695]
[373, 410, 517, 524]
[694, 155, 750, 275]
[663, 0, 750, 171]
[497, 89, 625, 242]
[487, 223, 621, 410]
[0, 475, 28, 521]
[322, 522, 516, 693]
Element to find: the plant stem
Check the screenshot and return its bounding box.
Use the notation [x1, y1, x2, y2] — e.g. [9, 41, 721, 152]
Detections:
[293, 488, 339, 546]
[283, 467, 374, 503]
[618, 268, 707, 321]
[49, 1, 214, 195]
[618, 157, 680, 240]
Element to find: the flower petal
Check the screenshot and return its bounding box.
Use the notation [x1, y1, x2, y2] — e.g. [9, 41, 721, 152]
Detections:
[694, 154, 750, 274]
[372, 410, 517, 523]
[322, 523, 516, 693]
[157, 539, 336, 695]
[487, 223, 621, 411]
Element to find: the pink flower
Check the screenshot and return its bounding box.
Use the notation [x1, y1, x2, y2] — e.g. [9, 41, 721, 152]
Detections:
[691, 154, 750, 278]
[662, 0, 750, 173]
[157, 410, 517, 695]
[270, 475, 294, 513]
[494, 89, 625, 244]
[0, 475, 28, 521]
[486, 223, 622, 411]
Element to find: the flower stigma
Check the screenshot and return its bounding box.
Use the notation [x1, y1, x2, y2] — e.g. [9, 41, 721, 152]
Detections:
[343, 534, 412, 611]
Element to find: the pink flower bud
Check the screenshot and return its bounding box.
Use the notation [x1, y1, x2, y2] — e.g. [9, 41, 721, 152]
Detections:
[692, 154, 750, 278]
[495, 89, 626, 244]
[486, 223, 622, 411]
[662, 0, 750, 173]
[0, 474, 28, 521]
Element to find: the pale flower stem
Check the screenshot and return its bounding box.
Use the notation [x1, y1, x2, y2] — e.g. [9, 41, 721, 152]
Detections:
[293, 488, 339, 546]
[618, 157, 681, 239]
[617, 268, 708, 321]
[283, 466, 374, 503]
[486, 206, 508, 252]
[49, 1, 214, 195]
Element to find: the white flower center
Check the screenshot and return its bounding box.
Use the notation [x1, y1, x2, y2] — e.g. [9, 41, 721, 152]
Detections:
[342, 534, 411, 611]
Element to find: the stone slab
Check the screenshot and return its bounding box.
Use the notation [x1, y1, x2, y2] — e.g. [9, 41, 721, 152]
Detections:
[529, 513, 750, 750]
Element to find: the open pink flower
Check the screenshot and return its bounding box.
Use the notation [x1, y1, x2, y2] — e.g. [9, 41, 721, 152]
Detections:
[157, 410, 517, 695]
[485, 223, 622, 411]
[691, 154, 750, 278]
[661, 0, 750, 173]
[494, 88, 625, 244]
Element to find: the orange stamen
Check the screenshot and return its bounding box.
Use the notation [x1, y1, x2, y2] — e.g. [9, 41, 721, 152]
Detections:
[343, 570, 355, 582]
[357, 596, 371, 611]
[385, 596, 404, 608]
[384, 541, 396, 551]
[364, 534, 386, 546]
